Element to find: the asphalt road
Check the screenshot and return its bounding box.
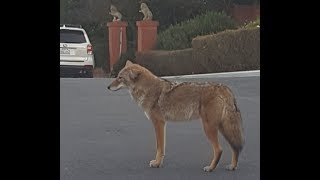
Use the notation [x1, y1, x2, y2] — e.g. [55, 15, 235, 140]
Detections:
[60, 75, 260, 180]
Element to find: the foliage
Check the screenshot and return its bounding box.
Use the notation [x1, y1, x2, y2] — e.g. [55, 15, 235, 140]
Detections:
[157, 11, 236, 50]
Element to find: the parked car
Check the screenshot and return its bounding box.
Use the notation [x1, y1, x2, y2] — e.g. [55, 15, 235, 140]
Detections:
[60, 24, 95, 78]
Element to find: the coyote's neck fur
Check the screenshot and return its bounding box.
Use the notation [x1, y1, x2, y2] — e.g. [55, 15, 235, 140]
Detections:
[128, 76, 165, 110]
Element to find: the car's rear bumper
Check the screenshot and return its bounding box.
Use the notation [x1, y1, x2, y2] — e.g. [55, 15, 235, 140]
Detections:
[60, 54, 95, 67]
[60, 65, 93, 78]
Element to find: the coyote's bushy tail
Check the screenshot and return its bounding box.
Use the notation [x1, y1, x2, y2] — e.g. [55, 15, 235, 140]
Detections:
[220, 99, 245, 153]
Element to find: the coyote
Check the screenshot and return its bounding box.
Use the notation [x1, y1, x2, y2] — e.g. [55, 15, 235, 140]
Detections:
[107, 60, 245, 172]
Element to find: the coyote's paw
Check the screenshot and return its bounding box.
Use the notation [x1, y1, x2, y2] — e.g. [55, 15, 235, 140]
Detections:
[149, 160, 162, 168]
[203, 166, 214, 172]
[225, 164, 237, 171]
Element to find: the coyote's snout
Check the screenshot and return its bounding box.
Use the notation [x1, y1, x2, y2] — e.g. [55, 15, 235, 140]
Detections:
[107, 60, 245, 172]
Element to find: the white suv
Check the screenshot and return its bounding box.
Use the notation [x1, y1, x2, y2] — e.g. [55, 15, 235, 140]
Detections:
[60, 24, 95, 78]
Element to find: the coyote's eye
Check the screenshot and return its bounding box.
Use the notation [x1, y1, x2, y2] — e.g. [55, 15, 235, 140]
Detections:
[118, 76, 123, 80]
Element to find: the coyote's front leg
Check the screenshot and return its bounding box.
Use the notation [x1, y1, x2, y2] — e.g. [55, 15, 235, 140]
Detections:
[149, 112, 166, 168]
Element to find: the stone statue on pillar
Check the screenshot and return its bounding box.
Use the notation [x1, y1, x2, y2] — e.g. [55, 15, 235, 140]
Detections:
[139, 2, 153, 21]
[109, 4, 122, 22]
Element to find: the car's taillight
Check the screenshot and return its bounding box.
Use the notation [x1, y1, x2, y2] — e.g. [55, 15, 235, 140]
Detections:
[87, 44, 93, 55]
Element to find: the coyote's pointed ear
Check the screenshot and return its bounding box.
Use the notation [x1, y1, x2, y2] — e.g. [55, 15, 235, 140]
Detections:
[125, 60, 133, 67]
[129, 69, 141, 81]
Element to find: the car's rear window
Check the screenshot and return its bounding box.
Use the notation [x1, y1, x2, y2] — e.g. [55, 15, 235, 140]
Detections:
[60, 29, 86, 43]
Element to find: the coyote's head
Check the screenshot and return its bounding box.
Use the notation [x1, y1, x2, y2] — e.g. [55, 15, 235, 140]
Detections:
[107, 60, 144, 91]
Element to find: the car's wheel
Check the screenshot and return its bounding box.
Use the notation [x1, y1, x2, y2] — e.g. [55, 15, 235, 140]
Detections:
[86, 72, 93, 78]
[84, 69, 93, 78]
